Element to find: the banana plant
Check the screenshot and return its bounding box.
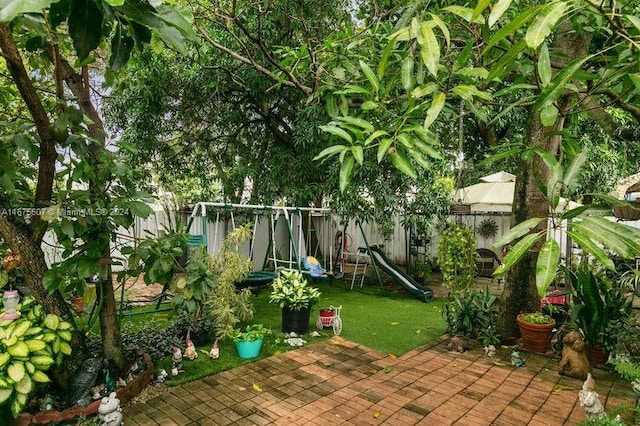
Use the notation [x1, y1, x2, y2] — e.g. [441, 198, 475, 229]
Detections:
[492, 149, 640, 299]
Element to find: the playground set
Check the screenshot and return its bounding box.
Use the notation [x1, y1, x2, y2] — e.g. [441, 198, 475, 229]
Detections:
[184, 202, 434, 302]
[116, 202, 433, 318]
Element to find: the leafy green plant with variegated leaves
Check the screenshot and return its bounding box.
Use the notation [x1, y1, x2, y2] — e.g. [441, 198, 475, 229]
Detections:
[0, 297, 73, 418]
[492, 149, 640, 299]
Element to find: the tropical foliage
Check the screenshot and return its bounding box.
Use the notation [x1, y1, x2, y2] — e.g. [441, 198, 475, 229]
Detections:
[437, 224, 477, 292]
[0, 297, 73, 418]
[269, 270, 321, 311]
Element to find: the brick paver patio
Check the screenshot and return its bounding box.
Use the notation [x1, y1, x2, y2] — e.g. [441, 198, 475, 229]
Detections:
[123, 336, 635, 425]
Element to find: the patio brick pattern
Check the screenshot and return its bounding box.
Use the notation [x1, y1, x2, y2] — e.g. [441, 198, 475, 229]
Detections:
[123, 336, 635, 425]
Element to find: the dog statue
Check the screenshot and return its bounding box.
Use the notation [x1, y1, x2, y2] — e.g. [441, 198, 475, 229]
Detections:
[559, 331, 591, 381]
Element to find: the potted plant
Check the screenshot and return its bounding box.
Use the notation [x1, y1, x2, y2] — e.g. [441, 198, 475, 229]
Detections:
[564, 261, 632, 364]
[492, 150, 640, 350]
[269, 270, 321, 333]
[231, 324, 272, 359]
[516, 312, 556, 353]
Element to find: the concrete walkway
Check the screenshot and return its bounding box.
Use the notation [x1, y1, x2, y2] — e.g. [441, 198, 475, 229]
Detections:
[123, 337, 634, 425]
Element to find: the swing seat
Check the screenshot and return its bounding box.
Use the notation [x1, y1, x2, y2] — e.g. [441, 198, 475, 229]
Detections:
[303, 256, 328, 278]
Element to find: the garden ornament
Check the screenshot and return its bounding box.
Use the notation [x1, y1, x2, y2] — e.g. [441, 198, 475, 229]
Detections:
[447, 336, 468, 353]
[209, 338, 220, 359]
[579, 373, 605, 419]
[69, 357, 102, 407]
[98, 392, 123, 426]
[171, 346, 183, 368]
[171, 362, 179, 377]
[104, 368, 116, 392]
[284, 337, 306, 347]
[184, 330, 198, 360]
[91, 384, 106, 400]
[559, 331, 591, 381]
[39, 394, 54, 411]
[510, 350, 525, 367]
[126, 349, 146, 380]
[156, 369, 168, 383]
[483, 345, 496, 358]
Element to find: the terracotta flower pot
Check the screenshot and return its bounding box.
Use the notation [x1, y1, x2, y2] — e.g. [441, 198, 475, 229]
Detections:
[590, 345, 608, 365]
[517, 314, 556, 353]
[70, 296, 84, 314]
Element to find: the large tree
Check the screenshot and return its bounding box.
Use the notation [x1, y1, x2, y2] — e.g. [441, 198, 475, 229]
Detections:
[316, 0, 640, 335]
[105, 0, 453, 235]
[0, 0, 194, 380]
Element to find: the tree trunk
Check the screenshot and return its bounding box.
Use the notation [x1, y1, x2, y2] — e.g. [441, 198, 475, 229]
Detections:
[499, 19, 589, 337]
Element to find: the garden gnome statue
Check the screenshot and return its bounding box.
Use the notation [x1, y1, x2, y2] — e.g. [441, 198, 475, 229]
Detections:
[209, 338, 220, 359]
[510, 349, 525, 367]
[579, 373, 605, 419]
[98, 392, 122, 426]
[171, 346, 182, 376]
[184, 330, 198, 360]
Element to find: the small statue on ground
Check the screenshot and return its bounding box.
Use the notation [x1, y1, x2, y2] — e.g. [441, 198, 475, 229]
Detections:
[209, 338, 220, 359]
[483, 345, 496, 357]
[511, 349, 525, 367]
[98, 391, 122, 426]
[559, 331, 591, 381]
[579, 373, 605, 419]
[184, 330, 198, 360]
[69, 357, 103, 407]
[171, 346, 183, 376]
[447, 336, 468, 353]
[126, 348, 146, 381]
[156, 369, 168, 383]
[104, 368, 116, 392]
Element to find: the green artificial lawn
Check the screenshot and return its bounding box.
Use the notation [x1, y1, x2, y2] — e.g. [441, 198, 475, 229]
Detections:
[154, 278, 446, 386]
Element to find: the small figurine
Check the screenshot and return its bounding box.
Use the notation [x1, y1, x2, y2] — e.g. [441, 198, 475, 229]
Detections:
[579, 373, 605, 419]
[156, 369, 168, 383]
[209, 338, 220, 359]
[91, 384, 106, 400]
[510, 349, 525, 367]
[171, 346, 183, 370]
[559, 331, 591, 380]
[39, 394, 54, 411]
[103, 368, 116, 392]
[126, 349, 146, 379]
[98, 391, 122, 426]
[483, 345, 496, 358]
[171, 362, 179, 377]
[447, 336, 468, 353]
[184, 330, 198, 360]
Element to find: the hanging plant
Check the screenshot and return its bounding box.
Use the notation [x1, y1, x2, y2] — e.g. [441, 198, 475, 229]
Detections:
[437, 224, 478, 293]
[477, 218, 498, 238]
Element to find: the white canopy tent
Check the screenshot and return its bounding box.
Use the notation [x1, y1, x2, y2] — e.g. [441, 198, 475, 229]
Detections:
[453, 172, 515, 213]
[453, 171, 581, 213]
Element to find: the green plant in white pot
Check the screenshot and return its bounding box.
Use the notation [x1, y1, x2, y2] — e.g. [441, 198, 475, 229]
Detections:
[269, 270, 321, 334]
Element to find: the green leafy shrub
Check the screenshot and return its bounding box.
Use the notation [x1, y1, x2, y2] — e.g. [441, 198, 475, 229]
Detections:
[442, 288, 500, 343]
[437, 224, 477, 292]
[231, 324, 272, 342]
[518, 312, 554, 324]
[0, 297, 73, 418]
[269, 270, 321, 311]
[564, 262, 632, 348]
[87, 318, 182, 362]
